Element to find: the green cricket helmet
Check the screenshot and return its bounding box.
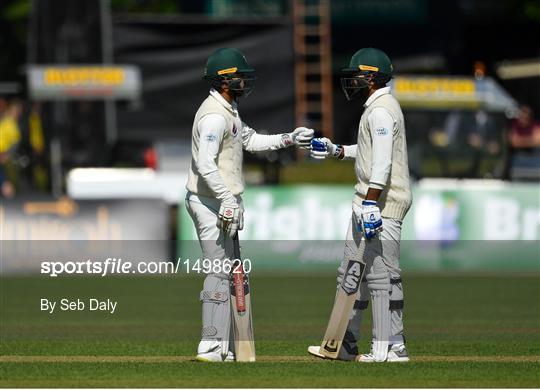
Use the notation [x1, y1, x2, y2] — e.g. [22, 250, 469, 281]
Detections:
[203, 47, 256, 98]
[341, 47, 393, 101]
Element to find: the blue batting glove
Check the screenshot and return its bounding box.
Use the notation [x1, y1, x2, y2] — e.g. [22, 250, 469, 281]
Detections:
[310, 138, 328, 159]
[360, 200, 383, 239]
[311, 137, 342, 159]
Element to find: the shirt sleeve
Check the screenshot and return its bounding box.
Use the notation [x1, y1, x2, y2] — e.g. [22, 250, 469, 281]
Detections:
[342, 144, 357, 160]
[368, 107, 395, 189]
[242, 122, 287, 151]
[196, 113, 235, 203]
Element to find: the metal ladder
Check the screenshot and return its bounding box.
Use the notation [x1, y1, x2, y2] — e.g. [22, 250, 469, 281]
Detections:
[293, 0, 333, 138]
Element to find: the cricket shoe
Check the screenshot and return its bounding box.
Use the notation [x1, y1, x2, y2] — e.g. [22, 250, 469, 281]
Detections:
[196, 340, 235, 362]
[307, 345, 356, 361]
[356, 343, 410, 363]
[196, 351, 235, 362]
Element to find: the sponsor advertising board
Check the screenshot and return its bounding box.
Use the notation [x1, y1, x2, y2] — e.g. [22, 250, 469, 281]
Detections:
[178, 181, 539, 271]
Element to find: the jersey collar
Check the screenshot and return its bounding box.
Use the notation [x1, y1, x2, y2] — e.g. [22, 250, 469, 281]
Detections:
[210, 88, 238, 114]
[364, 86, 391, 108]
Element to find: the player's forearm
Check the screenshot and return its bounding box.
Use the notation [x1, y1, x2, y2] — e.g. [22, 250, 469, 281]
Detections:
[196, 155, 235, 202]
[341, 145, 357, 160]
[243, 132, 286, 152]
[365, 187, 383, 201]
[244, 125, 313, 151]
[200, 170, 235, 203]
[196, 151, 235, 203]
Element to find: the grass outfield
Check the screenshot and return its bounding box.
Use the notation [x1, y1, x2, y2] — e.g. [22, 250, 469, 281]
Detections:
[1, 274, 539, 387]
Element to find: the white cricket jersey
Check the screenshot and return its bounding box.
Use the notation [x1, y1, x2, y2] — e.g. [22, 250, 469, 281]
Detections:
[186, 89, 291, 202]
[352, 87, 413, 221]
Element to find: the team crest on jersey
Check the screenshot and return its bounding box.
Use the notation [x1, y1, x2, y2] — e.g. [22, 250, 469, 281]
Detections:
[232, 124, 238, 136]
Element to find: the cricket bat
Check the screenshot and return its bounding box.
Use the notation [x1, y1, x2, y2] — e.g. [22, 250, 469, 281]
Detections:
[319, 259, 366, 359]
[231, 235, 256, 362]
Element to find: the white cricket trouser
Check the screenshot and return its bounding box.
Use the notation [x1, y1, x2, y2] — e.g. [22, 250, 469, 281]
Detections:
[344, 214, 403, 279]
[185, 191, 244, 261]
[185, 191, 244, 352]
[339, 210, 405, 357]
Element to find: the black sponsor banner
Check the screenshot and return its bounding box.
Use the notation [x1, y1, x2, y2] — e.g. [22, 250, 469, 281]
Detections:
[113, 20, 294, 140]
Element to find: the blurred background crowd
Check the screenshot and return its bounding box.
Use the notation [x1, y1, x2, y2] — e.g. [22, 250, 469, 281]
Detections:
[0, 0, 539, 200]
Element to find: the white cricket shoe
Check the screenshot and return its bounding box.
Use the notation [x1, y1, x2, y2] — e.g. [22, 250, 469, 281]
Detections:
[387, 343, 410, 362]
[357, 343, 410, 363]
[307, 345, 356, 361]
[196, 340, 235, 362]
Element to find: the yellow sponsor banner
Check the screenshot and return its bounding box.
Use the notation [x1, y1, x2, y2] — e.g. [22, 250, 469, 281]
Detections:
[28, 65, 141, 100]
[394, 77, 476, 96]
[44, 67, 125, 86]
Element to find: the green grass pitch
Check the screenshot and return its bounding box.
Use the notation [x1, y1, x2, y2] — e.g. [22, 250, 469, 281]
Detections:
[1, 273, 539, 387]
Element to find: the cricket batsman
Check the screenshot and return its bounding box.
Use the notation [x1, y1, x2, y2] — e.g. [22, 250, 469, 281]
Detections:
[185, 47, 313, 362]
[308, 48, 412, 362]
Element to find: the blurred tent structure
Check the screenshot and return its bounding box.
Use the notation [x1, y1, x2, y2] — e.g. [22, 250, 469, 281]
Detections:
[25, 0, 296, 197]
[0, 0, 536, 202]
[26, 0, 118, 196]
[1, 0, 538, 248]
[390, 76, 518, 113]
[112, 17, 294, 142]
[389, 75, 519, 179]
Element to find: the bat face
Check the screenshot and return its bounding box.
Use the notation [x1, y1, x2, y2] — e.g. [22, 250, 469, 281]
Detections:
[319, 260, 366, 359]
[341, 261, 364, 295]
[231, 236, 256, 362]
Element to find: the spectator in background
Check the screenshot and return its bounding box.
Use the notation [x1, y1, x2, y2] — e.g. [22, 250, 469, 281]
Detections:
[509, 105, 540, 150]
[429, 109, 502, 177]
[0, 97, 7, 116]
[467, 109, 502, 177]
[0, 99, 22, 198]
[507, 105, 540, 181]
[28, 103, 48, 191]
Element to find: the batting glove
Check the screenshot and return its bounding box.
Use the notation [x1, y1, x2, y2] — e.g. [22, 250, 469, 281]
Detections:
[353, 200, 383, 240]
[217, 200, 243, 238]
[285, 127, 314, 149]
[359, 200, 383, 239]
[310, 137, 343, 159]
